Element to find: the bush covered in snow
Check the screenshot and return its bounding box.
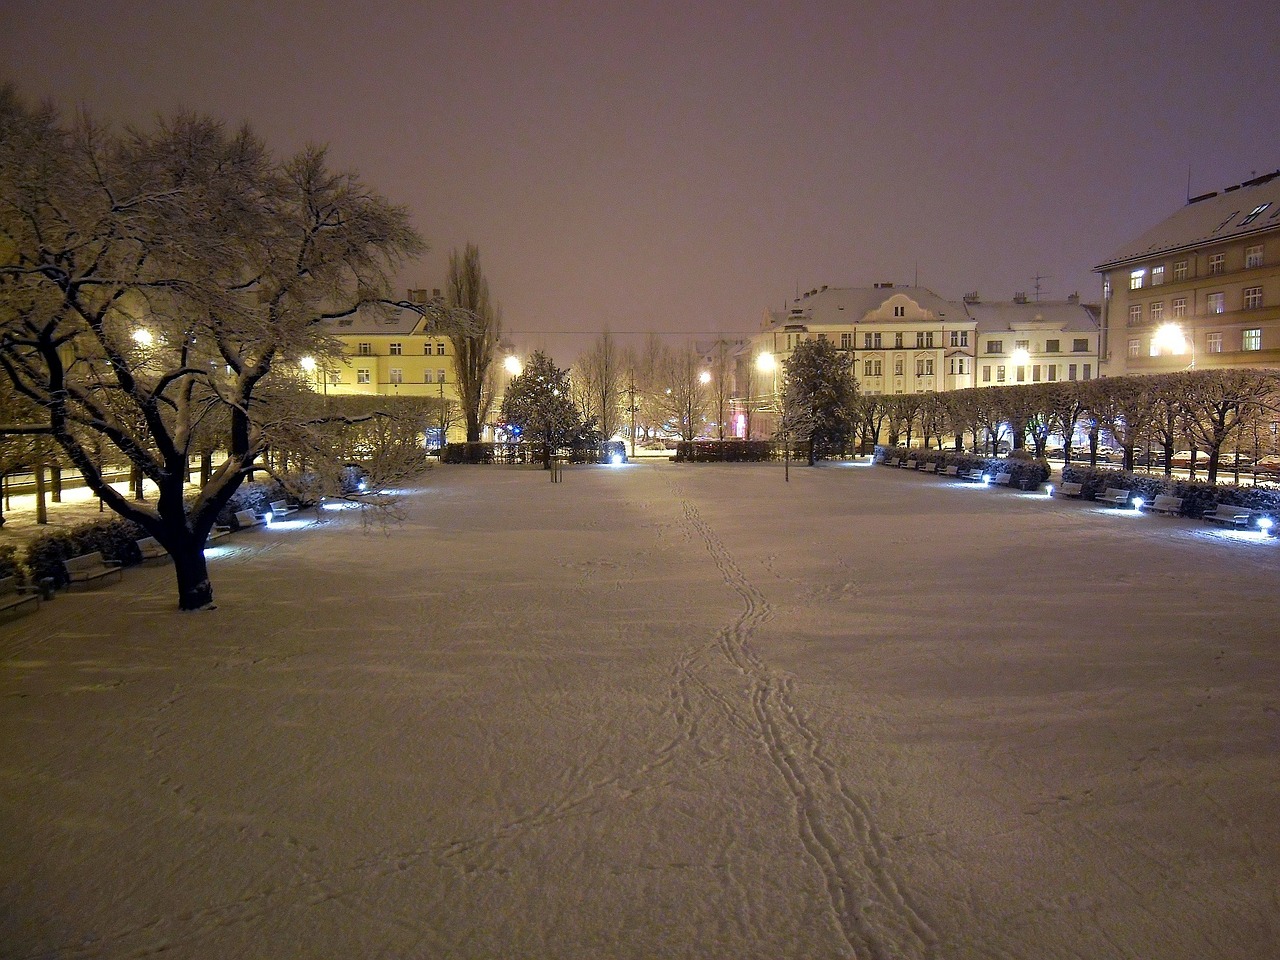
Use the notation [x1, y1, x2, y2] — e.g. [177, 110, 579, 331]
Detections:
[876, 446, 1051, 489]
[27, 517, 146, 587]
[1061, 464, 1280, 520]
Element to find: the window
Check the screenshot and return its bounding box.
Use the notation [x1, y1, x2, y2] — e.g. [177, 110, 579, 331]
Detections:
[1241, 203, 1271, 226]
[949, 358, 956, 375]
[1207, 332, 1223, 353]
[424, 343, 433, 354]
[1072, 338, 1089, 352]
[915, 359, 925, 376]
[873, 332, 882, 348]
[357, 342, 372, 356]
[357, 368, 371, 384]
[1172, 297, 1187, 318]
[1244, 328, 1262, 351]
[840, 332, 852, 349]
[894, 358, 904, 375]
[915, 332, 925, 348]
[950, 331, 960, 347]
[987, 339, 1003, 354]
[863, 332, 873, 349]
[1128, 338, 1140, 358]
[960, 331, 969, 346]
[1130, 269, 1145, 289]
[982, 365, 991, 383]
[817, 333, 827, 342]
[863, 359, 874, 376]
[926, 332, 935, 347]
[1246, 244, 1264, 268]
[1209, 253, 1225, 275]
[1068, 364, 1078, 381]
[437, 368, 447, 382]
[1045, 339, 1060, 353]
[1083, 364, 1092, 380]
[893, 305, 905, 317]
[996, 365, 1006, 383]
[1047, 365, 1057, 382]
[389, 368, 403, 384]
[390, 342, 403, 356]
[424, 370, 433, 383]
[1032, 364, 1042, 382]
[1151, 265, 1165, 285]
[1208, 292, 1225, 314]
[436, 342, 446, 355]
[1150, 301, 1163, 323]
[1173, 260, 1188, 282]
[1129, 304, 1143, 325]
[1016, 365, 1025, 382]
[894, 333, 904, 348]
[1245, 286, 1263, 309]
[956, 358, 968, 375]
[1015, 339, 1030, 351]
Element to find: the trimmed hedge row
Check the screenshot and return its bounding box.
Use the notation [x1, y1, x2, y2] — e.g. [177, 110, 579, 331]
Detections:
[875, 445, 1052, 489]
[1061, 464, 1280, 521]
[442, 441, 626, 465]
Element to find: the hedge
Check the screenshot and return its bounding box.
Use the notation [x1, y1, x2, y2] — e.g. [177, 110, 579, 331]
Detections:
[875, 445, 1052, 489]
[1061, 464, 1280, 520]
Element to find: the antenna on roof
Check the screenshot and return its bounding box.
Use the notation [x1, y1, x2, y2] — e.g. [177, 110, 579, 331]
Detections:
[1186, 164, 1192, 203]
[1033, 274, 1052, 301]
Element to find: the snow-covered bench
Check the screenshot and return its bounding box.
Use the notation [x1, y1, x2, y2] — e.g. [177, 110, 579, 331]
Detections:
[943, 465, 961, 477]
[1201, 503, 1252, 527]
[136, 537, 168, 562]
[991, 472, 1013, 486]
[63, 552, 124, 589]
[904, 459, 917, 470]
[235, 509, 267, 529]
[1054, 481, 1084, 498]
[0, 576, 40, 616]
[1140, 494, 1183, 517]
[267, 499, 297, 519]
[1095, 487, 1130, 507]
[919, 462, 937, 474]
[958, 468, 984, 482]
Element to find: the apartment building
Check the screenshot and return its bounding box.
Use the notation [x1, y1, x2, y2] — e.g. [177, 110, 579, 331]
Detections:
[967, 293, 1101, 387]
[1096, 169, 1280, 375]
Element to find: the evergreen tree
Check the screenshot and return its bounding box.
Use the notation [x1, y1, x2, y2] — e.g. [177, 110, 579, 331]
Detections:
[780, 339, 858, 465]
[499, 351, 593, 469]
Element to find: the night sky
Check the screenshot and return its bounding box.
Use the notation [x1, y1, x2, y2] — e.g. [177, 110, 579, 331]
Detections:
[5, 0, 1279, 359]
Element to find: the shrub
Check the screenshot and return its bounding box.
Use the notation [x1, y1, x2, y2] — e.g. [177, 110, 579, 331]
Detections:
[675, 439, 774, 462]
[877, 445, 1050, 489]
[1062, 464, 1280, 519]
[0, 543, 25, 583]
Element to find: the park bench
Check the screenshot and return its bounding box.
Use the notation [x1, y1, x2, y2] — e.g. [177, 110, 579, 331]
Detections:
[1055, 481, 1084, 498]
[1201, 503, 1252, 527]
[1141, 494, 1184, 517]
[904, 459, 917, 470]
[959, 468, 985, 482]
[919, 462, 937, 474]
[235, 509, 267, 529]
[0, 576, 40, 616]
[1096, 487, 1130, 507]
[992, 472, 1013, 486]
[943, 465, 961, 477]
[63, 552, 124, 589]
[136, 537, 168, 562]
[268, 499, 297, 518]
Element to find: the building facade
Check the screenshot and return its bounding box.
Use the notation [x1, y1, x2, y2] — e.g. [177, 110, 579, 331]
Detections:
[1096, 169, 1280, 376]
[967, 293, 1101, 388]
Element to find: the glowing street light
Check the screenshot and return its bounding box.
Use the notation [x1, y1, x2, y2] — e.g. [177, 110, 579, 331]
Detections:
[299, 355, 317, 373]
[132, 328, 154, 346]
[504, 355, 523, 376]
[1011, 347, 1031, 367]
[698, 370, 711, 385]
[755, 352, 776, 373]
[1152, 322, 1188, 356]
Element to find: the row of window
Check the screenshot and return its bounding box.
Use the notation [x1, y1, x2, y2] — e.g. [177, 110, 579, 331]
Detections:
[791, 330, 975, 351]
[985, 338, 1091, 354]
[356, 341, 448, 356]
[1128, 287, 1265, 325]
[980, 363, 1092, 384]
[861, 358, 946, 377]
[1129, 328, 1264, 357]
[1129, 243, 1266, 289]
[354, 368, 449, 384]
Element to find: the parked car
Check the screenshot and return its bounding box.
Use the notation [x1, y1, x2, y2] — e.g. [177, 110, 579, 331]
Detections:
[1254, 455, 1280, 475]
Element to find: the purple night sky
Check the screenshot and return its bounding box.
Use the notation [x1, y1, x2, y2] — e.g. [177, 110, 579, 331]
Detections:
[5, 0, 1279, 359]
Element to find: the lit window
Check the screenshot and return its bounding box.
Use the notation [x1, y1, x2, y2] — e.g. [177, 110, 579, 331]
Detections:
[1245, 286, 1263, 309]
[1244, 328, 1262, 351]
[390, 368, 403, 384]
[1207, 332, 1223, 353]
[1172, 297, 1187, 318]
[1073, 338, 1089, 352]
[987, 340, 1003, 354]
[1150, 301, 1163, 323]
[1209, 253, 1225, 275]
[1130, 269, 1145, 289]
[1151, 265, 1165, 285]
[1129, 304, 1143, 325]
[1245, 244, 1264, 268]
[358, 342, 372, 356]
[1129, 339, 1141, 358]
[1173, 260, 1188, 281]
[996, 365, 1006, 382]
[390, 342, 402, 356]
[1241, 203, 1271, 226]
[357, 368, 371, 384]
[1045, 339, 1060, 353]
[1208, 292, 1225, 314]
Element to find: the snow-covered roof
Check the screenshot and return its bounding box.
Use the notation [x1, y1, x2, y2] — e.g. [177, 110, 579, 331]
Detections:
[763, 285, 963, 328]
[322, 306, 434, 336]
[965, 299, 1101, 334]
[1095, 169, 1280, 270]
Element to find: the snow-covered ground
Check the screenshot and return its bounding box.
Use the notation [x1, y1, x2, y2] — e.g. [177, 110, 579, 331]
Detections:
[2, 460, 1277, 959]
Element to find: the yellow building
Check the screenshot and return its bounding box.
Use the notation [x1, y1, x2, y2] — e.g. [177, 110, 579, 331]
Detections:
[1096, 169, 1280, 376]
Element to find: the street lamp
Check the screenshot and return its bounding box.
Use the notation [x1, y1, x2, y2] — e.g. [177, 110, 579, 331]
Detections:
[1152, 322, 1193, 368]
[504, 355, 523, 376]
[1011, 347, 1030, 381]
[132, 328, 154, 346]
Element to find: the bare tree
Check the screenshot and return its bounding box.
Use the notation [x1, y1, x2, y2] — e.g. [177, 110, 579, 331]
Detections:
[0, 89, 424, 609]
[445, 244, 502, 442]
[659, 345, 710, 442]
[574, 330, 626, 440]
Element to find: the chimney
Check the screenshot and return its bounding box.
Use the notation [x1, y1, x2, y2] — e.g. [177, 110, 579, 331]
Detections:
[1013, 291, 1028, 304]
[1067, 292, 1080, 304]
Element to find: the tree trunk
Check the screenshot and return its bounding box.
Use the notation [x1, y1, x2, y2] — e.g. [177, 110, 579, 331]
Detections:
[171, 542, 216, 610]
[35, 462, 47, 525]
[51, 465, 62, 502]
